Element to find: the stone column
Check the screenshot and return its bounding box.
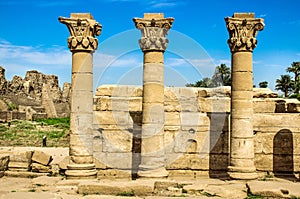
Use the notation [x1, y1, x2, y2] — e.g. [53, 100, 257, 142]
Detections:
[225, 13, 264, 180]
[59, 13, 102, 179]
[133, 13, 174, 178]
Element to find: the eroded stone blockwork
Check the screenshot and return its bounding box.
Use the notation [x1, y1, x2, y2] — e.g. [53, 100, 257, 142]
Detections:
[133, 13, 174, 178]
[59, 13, 102, 179]
[94, 85, 300, 179]
[225, 13, 264, 180]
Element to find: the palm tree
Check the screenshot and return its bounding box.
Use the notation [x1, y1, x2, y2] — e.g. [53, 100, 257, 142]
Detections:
[275, 75, 294, 97]
[212, 64, 231, 86]
[286, 62, 300, 93]
[259, 81, 268, 88]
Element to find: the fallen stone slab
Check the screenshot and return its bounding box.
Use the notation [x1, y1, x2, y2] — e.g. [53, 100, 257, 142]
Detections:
[31, 163, 51, 173]
[247, 180, 300, 198]
[5, 171, 48, 178]
[183, 180, 247, 198]
[32, 150, 53, 166]
[78, 180, 154, 196]
[7, 162, 30, 171]
[9, 151, 33, 163]
[32, 176, 62, 186]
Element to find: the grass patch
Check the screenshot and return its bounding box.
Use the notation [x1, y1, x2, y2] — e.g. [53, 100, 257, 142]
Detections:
[245, 192, 265, 199]
[36, 117, 69, 127]
[0, 119, 69, 147]
[117, 190, 135, 197]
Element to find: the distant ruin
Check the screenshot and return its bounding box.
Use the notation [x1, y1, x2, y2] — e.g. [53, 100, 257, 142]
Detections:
[0, 66, 71, 121]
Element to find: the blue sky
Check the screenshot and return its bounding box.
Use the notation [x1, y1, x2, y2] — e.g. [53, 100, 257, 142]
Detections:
[0, 0, 299, 91]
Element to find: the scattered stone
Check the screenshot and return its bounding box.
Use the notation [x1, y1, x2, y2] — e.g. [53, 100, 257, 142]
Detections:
[32, 150, 53, 166]
[0, 155, 9, 171]
[247, 180, 300, 198]
[31, 163, 51, 173]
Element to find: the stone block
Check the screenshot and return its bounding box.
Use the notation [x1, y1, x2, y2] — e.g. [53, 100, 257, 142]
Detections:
[165, 112, 180, 126]
[32, 150, 53, 166]
[59, 156, 70, 170]
[174, 130, 209, 154]
[164, 101, 181, 112]
[254, 132, 274, 154]
[31, 163, 51, 173]
[253, 99, 276, 113]
[180, 112, 209, 127]
[102, 129, 132, 153]
[287, 102, 300, 113]
[8, 162, 30, 171]
[94, 96, 110, 111]
[254, 154, 272, 171]
[94, 152, 132, 169]
[143, 63, 164, 82]
[9, 151, 33, 163]
[179, 98, 199, 112]
[129, 97, 142, 112]
[94, 111, 133, 126]
[168, 169, 196, 180]
[97, 169, 131, 179]
[167, 153, 209, 170]
[254, 114, 300, 130]
[253, 88, 278, 98]
[165, 88, 179, 101]
[72, 73, 93, 91]
[198, 97, 230, 113]
[0, 155, 9, 171]
[95, 85, 116, 96]
[198, 87, 231, 98]
[143, 83, 164, 103]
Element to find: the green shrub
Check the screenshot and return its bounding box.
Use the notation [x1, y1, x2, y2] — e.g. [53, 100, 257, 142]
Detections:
[14, 121, 35, 130]
[36, 117, 70, 126]
[0, 124, 8, 132]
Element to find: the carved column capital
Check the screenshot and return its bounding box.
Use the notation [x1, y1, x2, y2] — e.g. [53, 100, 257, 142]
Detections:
[225, 13, 264, 52]
[59, 13, 102, 52]
[133, 14, 174, 52]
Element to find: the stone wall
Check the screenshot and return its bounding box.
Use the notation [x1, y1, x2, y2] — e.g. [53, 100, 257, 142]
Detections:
[93, 85, 300, 177]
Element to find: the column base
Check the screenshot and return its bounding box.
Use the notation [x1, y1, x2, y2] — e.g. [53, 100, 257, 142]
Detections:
[65, 163, 97, 179]
[228, 166, 258, 180]
[138, 167, 168, 178]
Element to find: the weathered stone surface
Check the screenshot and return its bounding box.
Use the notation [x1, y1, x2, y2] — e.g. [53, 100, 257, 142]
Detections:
[0, 66, 71, 118]
[31, 163, 51, 173]
[97, 169, 131, 179]
[247, 181, 300, 198]
[32, 150, 53, 166]
[0, 155, 9, 171]
[184, 180, 247, 199]
[253, 99, 276, 113]
[253, 88, 278, 98]
[78, 180, 154, 196]
[287, 102, 300, 113]
[9, 151, 33, 163]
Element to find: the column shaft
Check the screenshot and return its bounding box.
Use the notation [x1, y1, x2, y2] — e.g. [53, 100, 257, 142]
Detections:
[59, 13, 102, 179]
[228, 51, 257, 179]
[225, 13, 264, 180]
[133, 13, 174, 178]
[138, 51, 167, 177]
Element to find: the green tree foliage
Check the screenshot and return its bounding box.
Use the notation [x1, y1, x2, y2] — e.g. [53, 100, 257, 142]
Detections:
[186, 64, 231, 87]
[212, 64, 231, 86]
[286, 62, 300, 93]
[275, 74, 294, 97]
[258, 81, 268, 88]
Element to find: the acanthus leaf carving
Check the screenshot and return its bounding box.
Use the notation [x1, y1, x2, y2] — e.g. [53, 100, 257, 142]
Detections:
[133, 17, 174, 52]
[225, 17, 264, 52]
[59, 15, 102, 52]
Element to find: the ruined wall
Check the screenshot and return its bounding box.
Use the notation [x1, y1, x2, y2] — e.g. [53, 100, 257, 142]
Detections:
[0, 66, 71, 119]
[93, 85, 300, 177]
